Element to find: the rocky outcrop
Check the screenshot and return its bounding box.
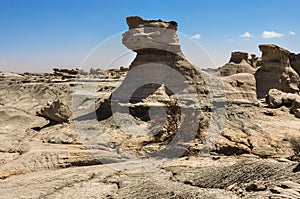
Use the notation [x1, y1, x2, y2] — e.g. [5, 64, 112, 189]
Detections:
[255, 44, 300, 98]
[122, 16, 182, 55]
[53, 68, 79, 78]
[222, 73, 257, 104]
[126, 16, 178, 31]
[249, 54, 259, 68]
[229, 51, 249, 63]
[38, 99, 72, 123]
[265, 89, 299, 108]
[265, 88, 300, 118]
[219, 51, 256, 76]
[289, 53, 300, 75]
[96, 16, 224, 157]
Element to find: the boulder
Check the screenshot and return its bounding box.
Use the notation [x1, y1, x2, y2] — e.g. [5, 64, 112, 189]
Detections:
[265, 89, 285, 108]
[265, 88, 300, 118]
[126, 16, 178, 31]
[255, 44, 300, 98]
[39, 99, 72, 123]
[265, 88, 300, 108]
[122, 16, 182, 55]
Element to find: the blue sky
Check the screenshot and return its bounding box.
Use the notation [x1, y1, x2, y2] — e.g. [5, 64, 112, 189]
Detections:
[1, 0, 300, 72]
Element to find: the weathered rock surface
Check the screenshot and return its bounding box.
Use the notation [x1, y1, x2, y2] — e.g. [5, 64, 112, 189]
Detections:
[38, 99, 72, 123]
[229, 51, 249, 63]
[122, 16, 182, 55]
[219, 51, 256, 76]
[290, 53, 300, 75]
[255, 44, 300, 98]
[265, 88, 300, 118]
[222, 73, 257, 104]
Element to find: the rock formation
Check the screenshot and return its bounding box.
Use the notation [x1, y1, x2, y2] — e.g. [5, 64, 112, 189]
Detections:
[222, 73, 257, 104]
[219, 51, 256, 76]
[229, 51, 249, 63]
[255, 44, 300, 98]
[96, 16, 225, 157]
[38, 99, 72, 123]
[265, 88, 300, 118]
[3, 16, 300, 199]
[289, 53, 300, 75]
[122, 16, 182, 56]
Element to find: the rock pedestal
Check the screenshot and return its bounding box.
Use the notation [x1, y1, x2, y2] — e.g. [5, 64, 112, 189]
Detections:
[255, 44, 300, 98]
[97, 16, 226, 157]
[219, 51, 256, 76]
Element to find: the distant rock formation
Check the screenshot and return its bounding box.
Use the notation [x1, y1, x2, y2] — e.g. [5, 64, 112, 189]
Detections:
[229, 51, 249, 63]
[219, 51, 256, 76]
[255, 44, 300, 98]
[53, 68, 79, 78]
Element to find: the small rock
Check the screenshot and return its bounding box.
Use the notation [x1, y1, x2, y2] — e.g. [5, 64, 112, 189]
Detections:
[212, 156, 220, 160]
[245, 181, 267, 192]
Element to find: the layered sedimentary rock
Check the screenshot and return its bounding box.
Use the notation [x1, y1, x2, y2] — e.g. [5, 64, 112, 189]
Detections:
[97, 16, 225, 157]
[218, 52, 257, 104]
[222, 73, 257, 104]
[255, 44, 300, 98]
[229, 51, 249, 63]
[219, 51, 256, 76]
[265, 88, 300, 118]
[122, 16, 182, 56]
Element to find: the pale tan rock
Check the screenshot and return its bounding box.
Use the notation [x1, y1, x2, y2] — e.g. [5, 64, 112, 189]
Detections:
[39, 99, 72, 123]
[290, 53, 300, 75]
[265, 89, 285, 107]
[222, 73, 257, 104]
[255, 44, 300, 98]
[123, 16, 182, 55]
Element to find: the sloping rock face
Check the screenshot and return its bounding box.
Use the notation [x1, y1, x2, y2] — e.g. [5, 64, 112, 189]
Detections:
[219, 51, 256, 76]
[255, 44, 300, 98]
